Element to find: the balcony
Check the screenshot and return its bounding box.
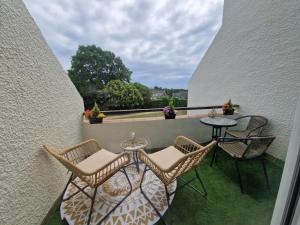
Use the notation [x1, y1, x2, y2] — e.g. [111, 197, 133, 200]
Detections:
[43, 107, 284, 225]
[2, 0, 300, 225]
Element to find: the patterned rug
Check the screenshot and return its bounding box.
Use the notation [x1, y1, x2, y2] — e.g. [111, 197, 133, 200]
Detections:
[61, 164, 176, 225]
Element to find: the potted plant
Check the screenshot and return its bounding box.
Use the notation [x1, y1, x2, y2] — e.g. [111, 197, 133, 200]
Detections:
[222, 99, 235, 115]
[163, 98, 176, 119]
[83, 102, 106, 124]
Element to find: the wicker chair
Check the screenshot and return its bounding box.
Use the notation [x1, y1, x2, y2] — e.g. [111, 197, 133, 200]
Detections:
[138, 136, 216, 224]
[43, 139, 132, 225]
[213, 136, 275, 193]
[225, 115, 268, 138]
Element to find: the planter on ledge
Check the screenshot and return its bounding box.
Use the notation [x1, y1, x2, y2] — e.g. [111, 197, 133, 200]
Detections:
[164, 114, 176, 119]
[89, 117, 103, 124]
[223, 109, 235, 115]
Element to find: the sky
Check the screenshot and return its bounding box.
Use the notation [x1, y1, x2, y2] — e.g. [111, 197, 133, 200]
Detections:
[23, 0, 223, 89]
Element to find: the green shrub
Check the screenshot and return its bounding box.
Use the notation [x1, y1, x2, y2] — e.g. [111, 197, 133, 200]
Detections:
[149, 97, 187, 108]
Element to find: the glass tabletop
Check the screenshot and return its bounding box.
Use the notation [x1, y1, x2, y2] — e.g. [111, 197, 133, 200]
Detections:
[120, 137, 148, 151]
[200, 117, 237, 127]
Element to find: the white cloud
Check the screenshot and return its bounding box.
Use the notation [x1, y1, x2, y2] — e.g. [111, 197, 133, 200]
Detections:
[23, 0, 223, 88]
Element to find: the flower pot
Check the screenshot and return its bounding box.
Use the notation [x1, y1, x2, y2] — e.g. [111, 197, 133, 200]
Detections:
[89, 117, 103, 124]
[164, 113, 176, 119]
[223, 109, 235, 115]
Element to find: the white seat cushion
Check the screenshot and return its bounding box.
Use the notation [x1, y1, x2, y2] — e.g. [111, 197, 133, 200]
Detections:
[77, 149, 118, 173]
[149, 146, 185, 170]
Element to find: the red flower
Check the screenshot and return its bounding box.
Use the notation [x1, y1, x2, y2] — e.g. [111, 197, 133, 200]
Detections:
[222, 104, 229, 110]
[83, 109, 92, 118]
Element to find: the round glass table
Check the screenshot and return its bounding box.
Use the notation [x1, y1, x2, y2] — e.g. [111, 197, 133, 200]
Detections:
[200, 117, 237, 140]
[120, 137, 148, 173]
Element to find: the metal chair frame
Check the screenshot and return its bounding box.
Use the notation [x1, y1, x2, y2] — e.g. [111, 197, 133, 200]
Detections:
[139, 165, 207, 225]
[211, 136, 275, 193]
[44, 140, 132, 225]
[225, 115, 268, 138]
[61, 168, 132, 225]
[138, 137, 216, 225]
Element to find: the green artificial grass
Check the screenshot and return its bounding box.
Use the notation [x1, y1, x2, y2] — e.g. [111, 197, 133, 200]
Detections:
[46, 151, 283, 225]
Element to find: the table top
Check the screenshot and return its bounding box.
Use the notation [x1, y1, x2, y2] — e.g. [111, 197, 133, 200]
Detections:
[120, 137, 148, 151]
[200, 117, 237, 127]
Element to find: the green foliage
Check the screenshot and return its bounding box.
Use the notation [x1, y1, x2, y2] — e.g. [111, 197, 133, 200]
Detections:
[173, 98, 187, 107]
[68, 45, 132, 98]
[92, 102, 100, 113]
[82, 90, 109, 110]
[67, 44, 188, 110]
[133, 82, 152, 108]
[168, 97, 175, 109]
[149, 97, 187, 108]
[104, 80, 143, 109]
[165, 89, 173, 98]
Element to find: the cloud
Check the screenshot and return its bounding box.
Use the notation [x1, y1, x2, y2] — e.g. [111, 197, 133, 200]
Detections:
[23, 0, 223, 88]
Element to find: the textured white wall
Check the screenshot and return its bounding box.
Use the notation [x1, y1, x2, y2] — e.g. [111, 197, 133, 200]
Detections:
[188, 0, 300, 160]
[271, 95, 300, 225]
[83, 118, 212, 153]
[83, 113, 239, 153]
[0, 0, 83, 224]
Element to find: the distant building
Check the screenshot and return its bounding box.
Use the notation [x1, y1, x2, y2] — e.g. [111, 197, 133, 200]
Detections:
[151, 89, 168, 98]
[172, 90, 188, 99]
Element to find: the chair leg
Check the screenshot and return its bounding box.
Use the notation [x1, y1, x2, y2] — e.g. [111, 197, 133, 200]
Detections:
[176, 169, 207, 197]
[194, 168, 208, 197]
[210, 145, 218, 166]
[134, 151, 140, 173]
[97, 168, 132, 225]
[261, 158, 271, 191]
[140, 166, 168, 225]
[61, 174, 73, 202]
[87, 187, 98, 225]
[235, 160, 244, 193]
[164, 184, 170, 208]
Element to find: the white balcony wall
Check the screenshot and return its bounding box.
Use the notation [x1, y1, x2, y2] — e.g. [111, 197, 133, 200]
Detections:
[0, 0, 83, 224]
[188, 0, 300, 160]
[83, 118, 213, 153]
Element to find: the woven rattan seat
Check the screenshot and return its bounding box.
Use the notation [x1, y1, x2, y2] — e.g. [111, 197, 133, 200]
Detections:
[212, 136, 276, 193]
[44, 139, 132, 225]
[138, 136, 216, 224]
[225, 115, 268, 138]
[218, 141, 248, 158]
[148, 146, 185, 170]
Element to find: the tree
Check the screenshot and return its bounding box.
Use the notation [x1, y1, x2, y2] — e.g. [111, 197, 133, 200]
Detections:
[68, 45, 132, 97]
[165, 88, 173, 98]
[133, 82, 152, 107]
[104, 80, 143, 109]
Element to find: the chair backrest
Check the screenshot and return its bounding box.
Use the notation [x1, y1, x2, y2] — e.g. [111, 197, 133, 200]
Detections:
[243, 136, 276, 159]
[170, 140, 217, 181]
[245, 115, 268, 135]
[43, 144, 84, 177]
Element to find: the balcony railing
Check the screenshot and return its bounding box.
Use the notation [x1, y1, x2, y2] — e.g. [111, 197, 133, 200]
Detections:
[102, 104, 240, 115]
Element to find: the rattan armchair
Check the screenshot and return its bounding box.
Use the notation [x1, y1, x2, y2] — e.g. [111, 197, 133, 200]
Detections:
[43, 139, 132, 225]
[213, 136, 275, 193]
[138, 136, 216, 224]
[225, 115, 268, 138]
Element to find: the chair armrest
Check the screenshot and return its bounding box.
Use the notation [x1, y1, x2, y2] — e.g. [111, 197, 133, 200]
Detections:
[60, 139, 102, 164]
[60, 139, 101, 154]
[217, 137, 254, 143]
[175, 136, 203, 154]
[246, 126, 265, 137]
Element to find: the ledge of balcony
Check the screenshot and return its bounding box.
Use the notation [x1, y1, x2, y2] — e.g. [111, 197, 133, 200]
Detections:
[82, 111, 240, 124]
